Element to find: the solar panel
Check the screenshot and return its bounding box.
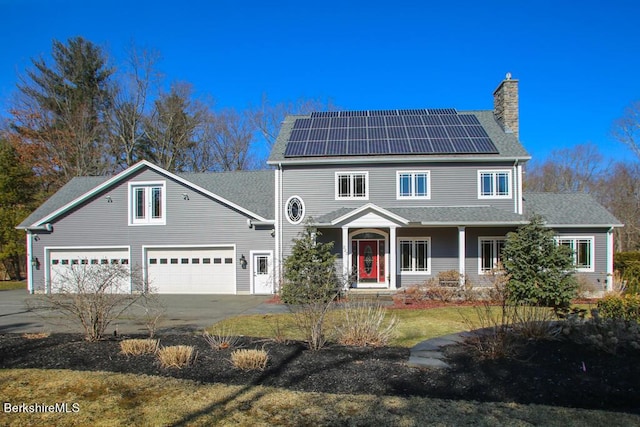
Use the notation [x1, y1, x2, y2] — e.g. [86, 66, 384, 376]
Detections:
[285, 109, 499, 157]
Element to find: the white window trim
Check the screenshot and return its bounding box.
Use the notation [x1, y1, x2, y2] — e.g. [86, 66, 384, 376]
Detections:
[285, 195, 305, 225]
[555, 236, 595, 273]
[478, 170, 512, 199]
[128, 181, 166, 226]
[397, 237, 431, 275]
[335, 171, 369, 200]
[396, 170, 431, 200]
[478, 236, 507, 275]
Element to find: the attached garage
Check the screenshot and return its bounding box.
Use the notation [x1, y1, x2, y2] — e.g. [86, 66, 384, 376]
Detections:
[145, 246, 236, 294]
[46, 247, 131, 293]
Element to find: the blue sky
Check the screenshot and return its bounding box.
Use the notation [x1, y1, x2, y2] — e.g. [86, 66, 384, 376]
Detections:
[1, 0, 639, 163]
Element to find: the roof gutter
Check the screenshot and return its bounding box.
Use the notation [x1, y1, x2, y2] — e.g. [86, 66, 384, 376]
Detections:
[268, 155, 532, 166]
[17, 223, 53, 232]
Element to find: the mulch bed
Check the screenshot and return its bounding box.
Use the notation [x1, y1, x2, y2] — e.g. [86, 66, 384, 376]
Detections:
[1, 332, 639, 414]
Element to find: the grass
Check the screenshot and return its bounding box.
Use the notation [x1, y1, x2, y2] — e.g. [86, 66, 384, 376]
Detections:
[0, 369, 637, 426]
[209, 306, 474, 348]
[0, 280, 25, 291]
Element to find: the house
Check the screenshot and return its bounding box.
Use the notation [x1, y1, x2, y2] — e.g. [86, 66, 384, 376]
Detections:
[18, 75, 623, 294]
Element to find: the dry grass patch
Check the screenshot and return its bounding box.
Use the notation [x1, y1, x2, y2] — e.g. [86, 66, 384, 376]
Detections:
[157, 345, 196, 369]
[0, 369, 637, 427]
[335, 301, 398, 347]
[119, 338, 159, 356]
[202, 326, 241, 350]
[230, 348, 269, 371]
[21, 332, 50, 340]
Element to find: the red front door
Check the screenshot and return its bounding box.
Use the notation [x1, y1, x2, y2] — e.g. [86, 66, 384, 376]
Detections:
[358, 240, 378, 282]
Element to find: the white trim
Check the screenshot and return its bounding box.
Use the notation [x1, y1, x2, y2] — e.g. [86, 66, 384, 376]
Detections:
[285, 195, 305, 225]
[396, 170, 431, 200]
[331, 203, 409, 226]
[335, 171, 369, 200]
[556, 236, 596, 273]
[478, 236, 507, 274]
[342, 226, 349, 283]
[268, 155, 533, 167]
[477, 169, 512, 199]
[142, 244, 237, 294]
[606, 228, 614, 291]
[397, 236, 432, 275]
[128, 181, 166, 226]
[45, 246, 131, 294]
[458, 226, 466, 284]
[250, 250, 274, 294]
[26, 232, 34, 293]
[517, 164, 524, 214]
[274, 167, 281, 289]
[31, 160, 269, 227]
[389, 227, 397, 289]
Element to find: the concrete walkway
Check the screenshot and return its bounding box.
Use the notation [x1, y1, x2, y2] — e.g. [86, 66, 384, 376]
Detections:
[408, 332, 469, 369]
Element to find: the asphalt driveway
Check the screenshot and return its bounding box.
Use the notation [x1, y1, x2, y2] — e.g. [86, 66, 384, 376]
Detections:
[0, 289, 288, 335]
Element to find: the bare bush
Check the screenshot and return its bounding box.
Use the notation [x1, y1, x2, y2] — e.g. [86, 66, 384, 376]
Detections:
[120, 338, 159, 356]
[203, 327, 242, 350]
[157, 345, 197, 368]
[335, 301, 398, 347]
[21, 332, 50, 340]
[28, 262, 143, 341]
[134, 289, 166, 338]
[230, 348, 269, 371]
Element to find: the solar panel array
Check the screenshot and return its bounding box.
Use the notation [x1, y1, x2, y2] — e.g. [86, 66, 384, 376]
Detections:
[284, 109, 498, 157]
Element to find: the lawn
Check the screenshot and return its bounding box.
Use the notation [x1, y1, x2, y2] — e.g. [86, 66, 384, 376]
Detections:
[0, 280, 25, 291]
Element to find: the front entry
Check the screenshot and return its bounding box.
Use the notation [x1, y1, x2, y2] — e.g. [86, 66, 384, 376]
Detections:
[358, 240, 378, 282]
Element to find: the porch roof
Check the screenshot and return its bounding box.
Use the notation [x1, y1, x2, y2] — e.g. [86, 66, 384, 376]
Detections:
[313, 205, 527, 227]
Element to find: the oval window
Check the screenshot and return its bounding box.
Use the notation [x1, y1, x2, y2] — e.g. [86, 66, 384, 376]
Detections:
[286, 196, 305, 224]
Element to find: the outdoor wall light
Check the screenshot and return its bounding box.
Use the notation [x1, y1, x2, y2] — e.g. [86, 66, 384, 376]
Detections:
[31, 257, 40, 269]
[106, 195, 112, 203]
[182, 193, 189, 200]
[239, 254, 247, 269]
[270, 228, 276, 237]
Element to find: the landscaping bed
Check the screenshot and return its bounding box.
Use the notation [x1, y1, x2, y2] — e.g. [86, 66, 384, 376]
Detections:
[1, 332, 638, 415]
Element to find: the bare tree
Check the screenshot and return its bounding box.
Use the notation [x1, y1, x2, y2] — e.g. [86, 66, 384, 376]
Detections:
[525, 143, 606, 193]
[107, 45, 162, 170]
[613, 101, 640, 160]
[249, 94, 338, 148]
[599, 162, 640, 251]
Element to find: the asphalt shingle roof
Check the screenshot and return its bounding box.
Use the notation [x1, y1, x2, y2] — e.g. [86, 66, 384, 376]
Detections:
[524, 192, 622, 226]
[18, 168, 274, 228]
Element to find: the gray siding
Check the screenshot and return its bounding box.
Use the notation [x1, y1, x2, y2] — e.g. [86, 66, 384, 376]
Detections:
[31, 167, 273, 293]
[554, 228, 610, 289]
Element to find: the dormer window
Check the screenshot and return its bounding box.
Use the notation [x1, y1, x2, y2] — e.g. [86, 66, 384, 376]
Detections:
[336, 172, 368, 200]
[129, 182, 166, 225]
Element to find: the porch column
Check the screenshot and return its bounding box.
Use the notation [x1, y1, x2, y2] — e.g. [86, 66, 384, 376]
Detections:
[458, 226, 466, 286]
[389, 226, 397, 289]
[606, 227, 614, 292]
[342, 226, 349, 284]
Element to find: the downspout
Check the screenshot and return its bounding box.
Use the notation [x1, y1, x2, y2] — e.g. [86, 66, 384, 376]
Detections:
[26, 231, 34, 294]
[513, 160, 518, 214]
[277, 163, 283, 292]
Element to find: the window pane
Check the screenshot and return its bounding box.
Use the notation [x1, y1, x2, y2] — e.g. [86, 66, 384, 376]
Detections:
[354, 174, 366, 197]
[399, 174, 411, 196]
[415, 173, 428, 197]
[576, 240, 591, 268]
[135, 188, 145, 219]
[496, 173, 509, 195]
[152, 187, 162, 218]
[416, 241, 428, 271]
[400, 241, 412, 272]
[338, 175, 350, 197]
[481, 173, 493, 196]
[481, 240, 493, 272]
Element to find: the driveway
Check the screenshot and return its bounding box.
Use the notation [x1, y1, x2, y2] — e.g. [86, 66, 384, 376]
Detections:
[0, 290, 288, 335]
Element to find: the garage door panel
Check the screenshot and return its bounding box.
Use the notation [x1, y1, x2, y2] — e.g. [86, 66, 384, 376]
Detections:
[48, 248, 130, 293]
[147, 247, 235, 294]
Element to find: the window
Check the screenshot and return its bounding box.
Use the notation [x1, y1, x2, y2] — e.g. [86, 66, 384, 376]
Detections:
[129, 182, 166, 225]
[397, 171, 430, 199]
[398, 238, 431, 274]
[479, 238, 506, 273]
[335, 172, 368, 199]
[557, 237, 594, 272]
[478, 170, 511, 198]
[286, 196, 305, 224]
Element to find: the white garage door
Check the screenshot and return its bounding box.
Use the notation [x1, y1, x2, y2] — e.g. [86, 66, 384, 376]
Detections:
[48, 248, 131, 293]
[146, 247, 236, 294]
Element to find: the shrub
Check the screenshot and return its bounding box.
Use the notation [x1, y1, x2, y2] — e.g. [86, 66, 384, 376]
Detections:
[502, 215, 578, 309]
[203, 327, 241, 350]
[560, 310, 640, 354]
[21, 332, 50, 340]
[120, 338, 159, 356]
[280, 227, 343, 350]
[230, 348, 269, 371]
[157, 345, 197, 369]
[335, 301, 398, 347]
[597, 294, 640, 322]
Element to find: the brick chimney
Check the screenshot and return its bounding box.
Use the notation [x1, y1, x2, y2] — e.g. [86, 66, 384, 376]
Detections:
[493, 73, 519, 138]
